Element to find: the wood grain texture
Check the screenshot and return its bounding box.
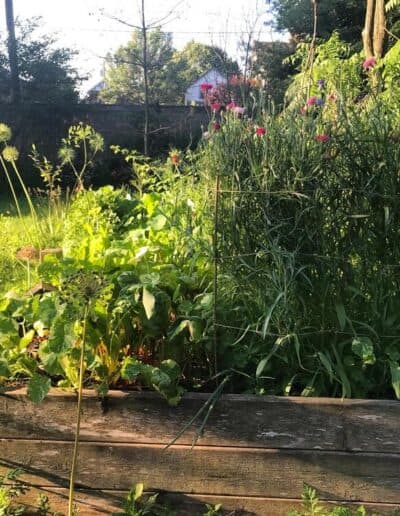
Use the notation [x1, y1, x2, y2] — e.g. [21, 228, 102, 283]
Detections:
[1, 389, 399, 452]
[1, 389, 400, 514]
[1, 440, 400, 503]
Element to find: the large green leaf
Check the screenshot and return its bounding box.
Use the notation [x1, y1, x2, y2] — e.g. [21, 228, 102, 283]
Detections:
[0, 359, 11, 378]
[335, 303, 346, 331]
[27, 374, 51, 404]
[352, 337, 376, 365]
[150, 368, 171, 388]
[120, 357, 142, 381]
[169, 318, 203, 342]
[160, 359, 181, 381]
[261, 293, 284, 339]
[142, 287, 156, 320]
[390, 361, 400, 399]
[142, 192, 161, 216]
[149, 214, 167, 231]
[37, 297, 57, 327]
[318, 351, 335, 382]
[141, 288, 171, 337]
[19, 330, 35, 351]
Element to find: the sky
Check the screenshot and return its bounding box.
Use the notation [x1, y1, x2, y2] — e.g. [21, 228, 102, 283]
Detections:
[0, 0, 280, 90]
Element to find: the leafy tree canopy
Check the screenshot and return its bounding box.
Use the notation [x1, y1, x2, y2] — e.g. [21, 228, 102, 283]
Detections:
[172, 40, 240, 87]
[99, 33, 240, 105]
[269, 0, 366, 44]
[0, 17, 81, 103]
[251, 40, 296, 106]
[100, 28, 178, 104]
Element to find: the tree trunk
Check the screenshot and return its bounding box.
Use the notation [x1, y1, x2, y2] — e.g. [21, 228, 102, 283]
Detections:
[141, 0, 149, 156]
[362, 0, 386, 58]
[373, 0, 386, 58]
[5, 0, 21, 103]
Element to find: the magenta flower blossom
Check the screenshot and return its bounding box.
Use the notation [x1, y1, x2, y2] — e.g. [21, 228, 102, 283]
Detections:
[307, 96, 318, 106]
[255, 126, 266, 136]
[213, 122, 221, 131]
[200, 83, 213, 92]
[315, 134, 331, 143]
[363, 57, 377, 70]
[226, 101, 237, 110]
[210, 102, 221, 111]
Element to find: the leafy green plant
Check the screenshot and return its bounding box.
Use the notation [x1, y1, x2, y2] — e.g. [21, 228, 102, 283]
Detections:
[114, 483, 175, 516]
[0, 141, 214, 400]
[0, 468, 60, 515]
[194, 57, 400, 399]
[58, 123, 104, 191]
[203, 503, 223, 516]
[286, 484, 400, 516]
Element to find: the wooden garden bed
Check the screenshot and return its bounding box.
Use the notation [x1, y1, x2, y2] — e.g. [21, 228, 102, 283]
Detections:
[0, 389, 399, 515]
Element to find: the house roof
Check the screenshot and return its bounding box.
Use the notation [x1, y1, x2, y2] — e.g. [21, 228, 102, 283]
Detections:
[187, 68, 226, 88]
[88, 80, 106, 93]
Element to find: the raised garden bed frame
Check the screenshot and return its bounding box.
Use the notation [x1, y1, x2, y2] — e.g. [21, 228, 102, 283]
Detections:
[1, 389, 399, 515]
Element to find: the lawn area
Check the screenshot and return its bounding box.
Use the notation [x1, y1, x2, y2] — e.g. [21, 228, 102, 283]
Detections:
[0, 194, 65, 293]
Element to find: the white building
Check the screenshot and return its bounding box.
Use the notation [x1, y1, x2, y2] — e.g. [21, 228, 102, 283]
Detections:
[184, 69, 227, 105]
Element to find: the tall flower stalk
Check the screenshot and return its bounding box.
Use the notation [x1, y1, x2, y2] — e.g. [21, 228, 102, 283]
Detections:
[61, 271, 106, 516]
[0, 124, 42, 247]
[68, 303, 89, 516]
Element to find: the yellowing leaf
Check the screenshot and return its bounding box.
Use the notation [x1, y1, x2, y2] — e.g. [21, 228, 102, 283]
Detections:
[142, 287, 156, 320]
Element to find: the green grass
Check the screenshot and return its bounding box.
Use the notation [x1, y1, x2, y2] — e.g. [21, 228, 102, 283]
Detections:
[0, 194, 65, 294]
[0, 212, 37, 293]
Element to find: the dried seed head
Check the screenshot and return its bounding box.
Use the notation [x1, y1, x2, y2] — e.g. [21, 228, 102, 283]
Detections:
[0, 123, 12, 143]
[2, 145, 19, 162]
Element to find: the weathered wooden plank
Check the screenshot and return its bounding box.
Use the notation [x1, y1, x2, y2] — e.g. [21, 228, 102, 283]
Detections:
[1, 440, 400, 503]
[17, 489, 400, 516]
[2, 389, 400, 452]
[342, 400, 400, 453]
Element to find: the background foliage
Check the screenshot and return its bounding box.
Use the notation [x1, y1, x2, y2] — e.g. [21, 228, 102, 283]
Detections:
[0, 17, 81, 103]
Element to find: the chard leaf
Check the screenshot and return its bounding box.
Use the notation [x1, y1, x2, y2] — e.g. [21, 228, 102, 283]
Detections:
[27, 374, 51, 404]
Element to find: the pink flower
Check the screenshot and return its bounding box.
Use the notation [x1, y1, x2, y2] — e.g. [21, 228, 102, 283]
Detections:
[233, 106, 246, 116]
[213, 122, 221, 131]
[315, 134, 331, 143]
[200, 83, 213, 92]
[307, 96, 318, 106]
[226, 101, 237, 110]
[229, 75, 243, 86]
[300, 106, 308, 115]
[363, 57, 377, 70]
[255, 126, 266, 136]
[210, 102, 221, 111]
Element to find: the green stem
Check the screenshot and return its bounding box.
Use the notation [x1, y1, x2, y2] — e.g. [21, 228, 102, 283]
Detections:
[0, 155, 32, 242]
[9, 159, 42, 246]
[213, 175, 220, 379]
[10, 159, 37, 220]
[68, 304, 89, 516]
[0, 155, 23, 219]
